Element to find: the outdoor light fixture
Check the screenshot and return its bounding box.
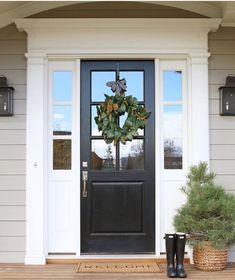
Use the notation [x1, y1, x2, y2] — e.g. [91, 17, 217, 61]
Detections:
[219, 75, 235, 116]
[0, 76, 14, 116]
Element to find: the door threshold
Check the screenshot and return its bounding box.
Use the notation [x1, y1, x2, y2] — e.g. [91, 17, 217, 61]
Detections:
[46, 256, 190, 264]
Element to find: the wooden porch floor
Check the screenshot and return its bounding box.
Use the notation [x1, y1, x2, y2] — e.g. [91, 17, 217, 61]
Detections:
[0, 264, 234, 279]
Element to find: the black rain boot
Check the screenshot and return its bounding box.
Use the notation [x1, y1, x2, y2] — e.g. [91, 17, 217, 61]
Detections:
[175, 233, 187, 278]
[165, 233, 177, 278]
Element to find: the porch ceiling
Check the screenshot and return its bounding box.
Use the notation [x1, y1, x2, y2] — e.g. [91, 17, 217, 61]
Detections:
[0, 1, 234, 28]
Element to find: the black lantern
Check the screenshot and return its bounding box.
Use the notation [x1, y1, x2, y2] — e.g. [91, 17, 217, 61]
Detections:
[219, 76, 235, 116]
[0, 76, 14, 116]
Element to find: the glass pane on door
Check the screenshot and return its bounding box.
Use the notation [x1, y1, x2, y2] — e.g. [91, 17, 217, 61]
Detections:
[91, 71, 116, 101]
[91, 140, 116, 170]
[119, 71, 144, 101]
[120, 140, 144, 170]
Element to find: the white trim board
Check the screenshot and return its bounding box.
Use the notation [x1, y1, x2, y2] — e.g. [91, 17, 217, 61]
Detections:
[15, 18, 221, 31]
[15, 18, 220, 265]
[15, 18, 221, 55]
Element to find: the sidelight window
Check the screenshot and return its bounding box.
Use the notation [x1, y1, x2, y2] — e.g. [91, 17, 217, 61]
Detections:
[52, 71, 72, 170]
[163, 70, 183, 170]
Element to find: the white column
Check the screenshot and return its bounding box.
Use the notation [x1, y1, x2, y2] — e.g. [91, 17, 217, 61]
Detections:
[188, 54, 210, 166]
[25, 53, 47, 265]
[187, 53, 210, 263]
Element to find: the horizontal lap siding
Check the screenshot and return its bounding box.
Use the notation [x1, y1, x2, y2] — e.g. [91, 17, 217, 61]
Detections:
[209, 27, 235, 261]
[209, 27, 235, 191]
[0, 24, 26, 263]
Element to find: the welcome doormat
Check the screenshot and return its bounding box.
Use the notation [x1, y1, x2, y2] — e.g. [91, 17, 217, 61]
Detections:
[76, 262, 162, 273]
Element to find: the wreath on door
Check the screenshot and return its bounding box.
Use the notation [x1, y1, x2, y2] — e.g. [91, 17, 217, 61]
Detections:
[94, 78, 151, 145]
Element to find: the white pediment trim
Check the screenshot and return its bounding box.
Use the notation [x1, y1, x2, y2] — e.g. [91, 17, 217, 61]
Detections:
[16, 18, 221, 32]
[15, 18, 221, 57]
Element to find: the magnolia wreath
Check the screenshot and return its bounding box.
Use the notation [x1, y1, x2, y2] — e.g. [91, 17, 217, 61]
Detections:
[95, 78, 151, 145]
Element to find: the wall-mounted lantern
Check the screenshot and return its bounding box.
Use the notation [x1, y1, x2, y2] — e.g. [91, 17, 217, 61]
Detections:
[0, 76, 14, 116]
[219, 76, 235, 116]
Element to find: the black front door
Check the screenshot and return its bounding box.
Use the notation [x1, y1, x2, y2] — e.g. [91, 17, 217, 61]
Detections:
[81, 60, 155, 254]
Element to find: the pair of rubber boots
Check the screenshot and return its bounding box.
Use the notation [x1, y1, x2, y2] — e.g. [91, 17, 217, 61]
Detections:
[165, 233, 187, 278]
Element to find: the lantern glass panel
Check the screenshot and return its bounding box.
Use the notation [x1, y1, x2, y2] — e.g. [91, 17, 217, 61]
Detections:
[0, 88, 13, 116]
[220, 88, 235, 116]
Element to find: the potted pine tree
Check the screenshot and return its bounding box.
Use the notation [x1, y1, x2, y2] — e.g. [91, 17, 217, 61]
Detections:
[174, 162, 235, 271]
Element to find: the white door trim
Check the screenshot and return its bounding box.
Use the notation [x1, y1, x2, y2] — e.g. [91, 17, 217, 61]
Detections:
[16, 18, 220, 264]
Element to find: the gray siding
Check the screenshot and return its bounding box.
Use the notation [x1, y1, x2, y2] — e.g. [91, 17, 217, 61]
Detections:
[209, 27, 235, 190]
[0, 24, 26, 263]
[209, 27, 235, 260]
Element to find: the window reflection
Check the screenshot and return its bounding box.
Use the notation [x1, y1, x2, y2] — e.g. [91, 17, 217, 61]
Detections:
[53, 71, 72, 101]
[92, 71, 116, 101]
[163, 69, 183, 170]
[119, 71, 144, 101]
[163, 105, 182, 138]
[91, 106, 102, 136]
[120, 140, 144, 170]
[163, 71, 182, 102]
[53, 106, 72, 135]
[164, 138, 182, 169]
[53, 140, 71, 170]
[91, 140, 116, 170]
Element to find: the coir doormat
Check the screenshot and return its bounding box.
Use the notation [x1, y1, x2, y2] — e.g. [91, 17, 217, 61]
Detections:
[76, 262, 162, 273]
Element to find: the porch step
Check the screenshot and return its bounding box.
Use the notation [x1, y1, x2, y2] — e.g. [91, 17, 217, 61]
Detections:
[46, 257, 190, 264]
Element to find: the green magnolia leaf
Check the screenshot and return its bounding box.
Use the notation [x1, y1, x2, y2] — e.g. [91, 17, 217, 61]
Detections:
[127, 115, 134, 122]
[96, 106, 101, 115]
[115, 95, 124, 102]
[144, 112, 151, 119]
[110, 122, 116, 130]
[105, 139, 113, 144]
[131, 130, 139, 137]
[103, 118, 109, 126]
[121, 103, 126, 112]
[139, 120, 145, 128]
[122, 126, 128, 134]
[101, 112, 107, 119]
[94, 116, 99, 124]
[132, 97, 138, 106]
[120, 136, 126, 144]
[114, 130, 122, 138]
[125, 119, 132, 127]
[126, 95, 133, 104]
[136, 120, 143, 127]
[103, 129, 108, 135]
[126, 132, 133, 141]
[107, 130, 115, 139]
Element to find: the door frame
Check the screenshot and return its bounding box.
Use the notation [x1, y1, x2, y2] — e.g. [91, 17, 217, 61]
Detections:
[15, 18, 220, 264]
[45, 57, 197, 259]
